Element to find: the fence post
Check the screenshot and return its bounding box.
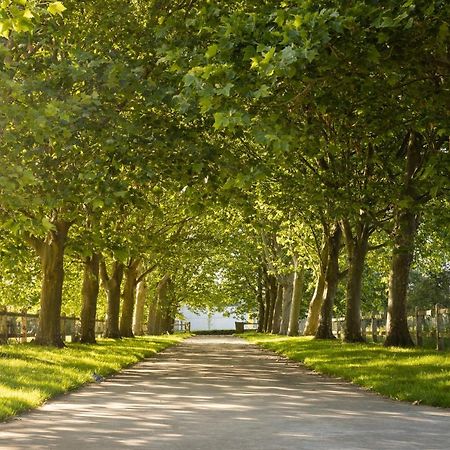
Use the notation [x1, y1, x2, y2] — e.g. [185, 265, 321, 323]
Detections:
[21, 309, 28, 343]
[371, 311, 378, 343]
[0, 307, 8, 344]
[361, 318, 367, 339]
[60, 313, 67, 342]
[435, 304, 444, 351]
[415, 307, 423, 347]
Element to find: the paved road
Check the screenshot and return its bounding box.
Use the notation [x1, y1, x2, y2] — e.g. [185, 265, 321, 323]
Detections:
[1, 336, 449, 450]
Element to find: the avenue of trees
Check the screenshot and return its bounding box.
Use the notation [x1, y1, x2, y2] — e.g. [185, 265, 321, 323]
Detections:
[0, 1, 448, 347]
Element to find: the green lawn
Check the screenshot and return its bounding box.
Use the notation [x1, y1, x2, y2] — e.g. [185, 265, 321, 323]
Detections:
[0, 335, 186, 421]
[243, 333, 450, 408]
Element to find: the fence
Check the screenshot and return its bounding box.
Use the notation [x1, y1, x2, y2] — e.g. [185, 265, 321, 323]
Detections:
[0, 308, 105, 344]
[173, 320, 191, 333]
[332, 304, 450, 350]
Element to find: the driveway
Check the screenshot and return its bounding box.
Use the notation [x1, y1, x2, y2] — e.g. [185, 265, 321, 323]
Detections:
[0, 335, 449, 449]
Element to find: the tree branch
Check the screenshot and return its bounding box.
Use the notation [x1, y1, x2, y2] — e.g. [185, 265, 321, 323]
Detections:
[136, 263, 158, 284]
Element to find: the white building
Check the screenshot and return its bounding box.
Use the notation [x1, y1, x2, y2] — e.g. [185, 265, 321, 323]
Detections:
[180, 306, 240, 331]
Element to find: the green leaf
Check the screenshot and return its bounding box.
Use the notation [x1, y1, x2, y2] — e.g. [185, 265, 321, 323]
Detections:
[217, 83, 234, 97]
[199, 96, 213, 113]
[41, 217, 56, 231]
[205, 44, 218, 59]
[253, 84, 270, 99]
[47, 2, 66, 16]
[262, 47, 276, 65]
[213, 112, 228, 129]
[23, 9, 34, 19]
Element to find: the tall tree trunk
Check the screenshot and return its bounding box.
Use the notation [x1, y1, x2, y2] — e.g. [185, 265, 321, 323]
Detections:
[303, 270, 327, 335]
[265, 274, 277, 333]
[80, 253, 100, 344]
[280, 273, 294, 335]
[385, 132, 423, 347]
[119, 259, 140, 337]
[162, 308, 175, 334]
[304, 239, 329, 335]
[257, 271, 265, 333]
[288, 266, 305, 336]
[263, 281, 271, 332]
[271, 283, 283, 334]
[316, 225, 342, 339]
[101, 260, 124, 338]
[151, 274, 170, 335]
[342, 219, 370, 342]
[384, 210, 418, 347]
[133, 279, 148, 336]
[33, 221, 70, 347]
[147, 294, 159, 335]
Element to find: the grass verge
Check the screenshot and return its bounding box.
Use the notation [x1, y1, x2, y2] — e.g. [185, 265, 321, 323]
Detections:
[0, 334, 186, 421]
[243, 332, 450, 408]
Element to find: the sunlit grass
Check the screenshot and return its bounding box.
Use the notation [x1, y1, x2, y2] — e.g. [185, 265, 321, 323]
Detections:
[0, 335, 186, 421]
[243, 332, 450, 408]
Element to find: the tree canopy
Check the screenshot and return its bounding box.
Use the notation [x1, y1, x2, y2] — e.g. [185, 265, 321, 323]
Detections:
[0, 0, 448, 347]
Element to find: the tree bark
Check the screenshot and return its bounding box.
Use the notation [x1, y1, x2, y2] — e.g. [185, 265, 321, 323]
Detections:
[133, 279, 148, 336]
[384, 209, 417, 347]
[271, 283, 283, 334]
[342, 219, 370, 342]
[257, 270, 265, 332]
[149, 274, 170, 335]
[263, 280, 271, 332]
[119, 259, 140, 337]
[101, 260, 124, 338]
[304, 239, 328, 335]
[32, 221, 70, 347]
[384, 132, 425, 347]
[265, 274, 277, 333]
[80, 253, 100, 344]
[288, 266, 305, 336]
[316, 225, 342, 339]
[303, 270, 327, 335]
[147, 294, 159, 335]
[280, 273, 294, 335]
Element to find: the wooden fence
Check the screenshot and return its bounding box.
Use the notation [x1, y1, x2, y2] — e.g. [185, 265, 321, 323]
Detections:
[332, 304, 450, 350]
[0, 308, 105, 344]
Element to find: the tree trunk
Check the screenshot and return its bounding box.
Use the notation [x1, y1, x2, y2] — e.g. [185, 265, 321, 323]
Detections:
[150, 274, 170, 335]
[101, 260, 124, 338]
[342, 219, 370, 342]
[384, 210, 417, 347]
[147, 294, 159, 335]
[34, 221, 70, 347]
[162, 308, 174, 334]
[119, 259, 140, 337]
[280, 273, 294, 335]
[133, 279, 148, 336]
[304, 239, 329, 335]
[271, 283, 283, 334]
[80, 253, 100, 344]
[288, 266, 305, 336]
[263, 281, 271, 332]
[257, 272, 265, 332]
[304, 270, 327, 335]
[385, 132, 423, 347]
[316, 225, 342, 340]
[265, 274, 277, 333]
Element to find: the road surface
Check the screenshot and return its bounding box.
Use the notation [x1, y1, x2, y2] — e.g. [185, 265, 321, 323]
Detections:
[0, 335, 449, 449]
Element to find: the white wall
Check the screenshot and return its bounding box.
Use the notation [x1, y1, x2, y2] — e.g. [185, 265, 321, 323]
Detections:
[180, 306, 239, 331]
